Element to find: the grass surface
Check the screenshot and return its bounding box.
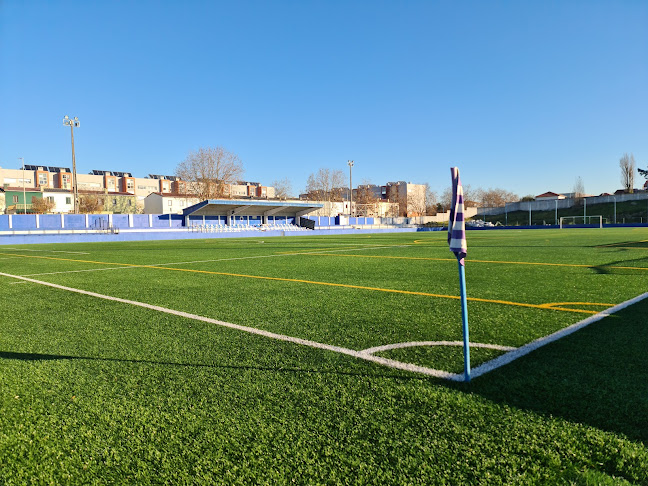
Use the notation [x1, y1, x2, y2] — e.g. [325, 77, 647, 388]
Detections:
[1, 228, 647, 484]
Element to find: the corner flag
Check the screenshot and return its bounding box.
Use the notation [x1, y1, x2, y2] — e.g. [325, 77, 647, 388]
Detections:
[448, 167, 470, 382]
[448, 167, 467, 265]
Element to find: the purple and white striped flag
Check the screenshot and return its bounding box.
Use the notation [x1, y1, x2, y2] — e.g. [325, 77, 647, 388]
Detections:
[448, 167, 467, 266]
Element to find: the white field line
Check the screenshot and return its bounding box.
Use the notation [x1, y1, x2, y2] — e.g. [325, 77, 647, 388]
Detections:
[17, 244, 410, 277]
[362, 341, 516, 354]
[153, 244, 410, 267]
[21, 267, 133, 277]
[469, 291, 648, 379]
[2, 248, 90, 254]
[0, 271, 461, 381]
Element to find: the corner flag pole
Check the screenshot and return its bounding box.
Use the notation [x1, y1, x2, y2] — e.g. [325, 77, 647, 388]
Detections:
[448, 167, 471, 382]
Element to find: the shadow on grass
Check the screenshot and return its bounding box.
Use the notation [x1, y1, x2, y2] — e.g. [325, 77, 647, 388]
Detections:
[457, 298, 648, 444]
[0, 350, 423, 381]
[590, 254, 648, 274]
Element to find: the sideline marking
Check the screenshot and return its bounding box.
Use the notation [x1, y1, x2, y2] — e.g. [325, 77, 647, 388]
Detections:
[0, 252, 597, 314]
[2, 248, 90, 255]
[3, 269, 644, 382]
[0, 271, 460, 381]
[469, 291, 648, 380]
[15, 246, 406, 276]
[362, 341, 516, 354]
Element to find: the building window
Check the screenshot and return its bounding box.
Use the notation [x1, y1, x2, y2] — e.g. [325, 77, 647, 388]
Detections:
[107, 179, 115, 190]
[128, 200, 132, 206]
[38, 173, 48, 186]
[113, 199, 117, 205]
[47, 196, 55, 203]
[66, 197, 71, 204]
[13, 195, 19, 203]
[168, 200, 173, 206]
[61, 174, 71, 189]
[127, 180, 134, 191]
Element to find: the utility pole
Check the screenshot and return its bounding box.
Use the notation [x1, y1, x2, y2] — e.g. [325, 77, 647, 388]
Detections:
[347, 160, 354, 217]
[19, 157, 26, 214]
[63, 116, 80, 213]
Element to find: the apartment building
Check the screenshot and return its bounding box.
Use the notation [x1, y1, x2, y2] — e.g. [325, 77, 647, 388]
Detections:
[0, 165, 275, 214]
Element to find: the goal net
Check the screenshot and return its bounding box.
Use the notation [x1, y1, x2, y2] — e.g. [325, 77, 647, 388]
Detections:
[559, 215, 603, 229]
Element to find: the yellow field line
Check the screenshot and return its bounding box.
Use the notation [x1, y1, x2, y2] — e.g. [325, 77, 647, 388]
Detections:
[0, 252, 599, 314]
[537, 302, 613, 312]
[298, 252, 648, 271]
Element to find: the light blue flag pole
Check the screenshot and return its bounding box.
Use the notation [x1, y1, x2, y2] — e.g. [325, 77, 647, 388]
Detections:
[448, 167, 470, 382]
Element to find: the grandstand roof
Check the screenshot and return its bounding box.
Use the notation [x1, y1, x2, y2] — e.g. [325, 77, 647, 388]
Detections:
[183, 199, 323, 217]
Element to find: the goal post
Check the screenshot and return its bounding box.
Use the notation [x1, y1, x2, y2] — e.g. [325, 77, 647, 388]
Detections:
[559, 215, 603, 229]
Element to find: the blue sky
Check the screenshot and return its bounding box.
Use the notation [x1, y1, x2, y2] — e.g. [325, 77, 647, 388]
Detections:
[1, 1, 646, 197]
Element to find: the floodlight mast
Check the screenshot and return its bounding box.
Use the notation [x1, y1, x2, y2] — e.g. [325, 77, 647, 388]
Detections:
[63, 116, 80, 213]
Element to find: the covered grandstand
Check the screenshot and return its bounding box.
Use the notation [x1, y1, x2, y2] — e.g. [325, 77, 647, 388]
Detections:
[182, 199, 324, 231]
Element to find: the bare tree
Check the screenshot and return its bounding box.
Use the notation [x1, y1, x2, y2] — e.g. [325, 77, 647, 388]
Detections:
[304, 168, 347, 202]
[30, 197, 56, 214]
[270, 177, 293, 200]
[573, 176, 585, 204]
[78, 194, 105, 213]
[424, 183, 438, 215]
[619, 153, 636, 193]
[176, 146, 244, 200]
[440, 183, 475, 210]
[386, 185, 409, 217]
[476, 188, 519, 208]
[355, 182, 380, 217]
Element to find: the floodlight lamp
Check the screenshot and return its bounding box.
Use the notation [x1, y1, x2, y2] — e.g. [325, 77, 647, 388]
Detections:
[74, 117, 79, 122]
[64, 115, 69, 120]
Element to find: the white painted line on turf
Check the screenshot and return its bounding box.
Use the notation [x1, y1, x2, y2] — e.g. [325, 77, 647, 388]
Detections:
[0, 271, 462, 381]
[21, 267, 133, 277]
[469, 291, 648, 380]
[2, 248, 90, 254]
[153, 244, 410, 267]
[15, 245, 411, 277]
[362, 341, 516, 355]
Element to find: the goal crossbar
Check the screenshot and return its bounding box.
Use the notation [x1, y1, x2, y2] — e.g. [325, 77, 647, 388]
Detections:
[559, 215, 603, 229]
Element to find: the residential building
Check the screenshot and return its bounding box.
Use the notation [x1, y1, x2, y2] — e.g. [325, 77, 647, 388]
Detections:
[0, 166, 276, 214]
[382, 181, 426, 217]
[144, 193, 201, 214]
[535, 192, 566, 201]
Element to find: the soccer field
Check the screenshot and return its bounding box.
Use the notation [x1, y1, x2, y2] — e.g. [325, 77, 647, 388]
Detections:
[1, 228, 647, 483]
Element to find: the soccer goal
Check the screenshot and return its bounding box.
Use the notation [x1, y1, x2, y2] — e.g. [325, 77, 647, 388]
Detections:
[559, 215, 603, 229]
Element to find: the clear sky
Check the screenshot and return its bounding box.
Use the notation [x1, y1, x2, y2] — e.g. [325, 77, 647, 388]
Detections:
[1, 0, 646, 198]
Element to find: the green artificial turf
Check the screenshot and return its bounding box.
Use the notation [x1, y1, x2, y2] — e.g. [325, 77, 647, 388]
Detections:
[1, 228, 647, 484]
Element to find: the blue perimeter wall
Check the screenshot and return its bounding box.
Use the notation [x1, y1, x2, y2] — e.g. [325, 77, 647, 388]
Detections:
[0, 227, 431, 246]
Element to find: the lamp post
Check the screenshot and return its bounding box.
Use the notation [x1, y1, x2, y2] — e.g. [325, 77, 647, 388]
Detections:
[63, 115, 80, 213]
[347, 160, 354, 218]
[19, 157, 26, 214]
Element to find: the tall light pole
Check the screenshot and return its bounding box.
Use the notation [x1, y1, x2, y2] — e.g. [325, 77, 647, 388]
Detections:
[347, 160, 354, 217]
[19, 157, 26, 214]
[63, 116, 80, 213]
